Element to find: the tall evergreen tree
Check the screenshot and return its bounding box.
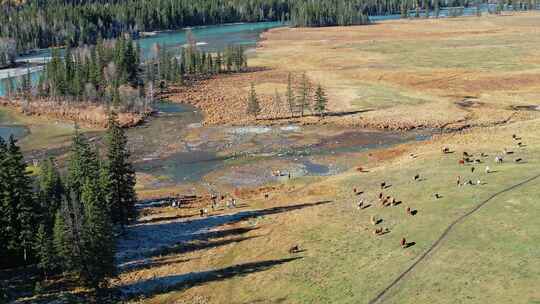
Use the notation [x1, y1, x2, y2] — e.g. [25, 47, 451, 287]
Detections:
[66, 126, 100, 202]
[104, 112, 137, 226]
[34, 224, 57, 278]
[246, 82, 261, 117]
[80, 179, 115, 289]
[314, 84, 328, 118]
[38, 157, 64, 229]
[54, 190, 86, 279]
[0, 136, 36, 263]
[52, 208, 69, 270]
[0, 137, 8, 262]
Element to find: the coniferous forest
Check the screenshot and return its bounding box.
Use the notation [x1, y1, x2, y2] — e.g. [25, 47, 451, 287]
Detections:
[1, 112, 135, 294]
[2, 35, 247, 113]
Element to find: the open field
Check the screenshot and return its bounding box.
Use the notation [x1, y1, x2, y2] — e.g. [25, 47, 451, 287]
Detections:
[103, 114, 540, 303]
[251, 12, 540, 129]
[170, 12, 540, 129]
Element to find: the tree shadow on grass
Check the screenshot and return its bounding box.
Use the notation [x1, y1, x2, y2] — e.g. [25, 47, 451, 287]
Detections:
[137, 214, 195, 225]
[121, 257, 303, 300]
[118, 201, 332, 264]
[145, 235, 262, 261]
[121, 256, 195, 273]
[194, 226, 260, 240]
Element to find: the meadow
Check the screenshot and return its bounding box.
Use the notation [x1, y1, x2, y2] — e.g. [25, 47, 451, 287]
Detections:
[251, 12, 540, 129]
[112, 13, 540, 303]
[114, 114, 540, 304]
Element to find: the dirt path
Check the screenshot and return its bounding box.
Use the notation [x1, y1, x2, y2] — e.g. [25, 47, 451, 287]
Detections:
[368, 172, 540, 304]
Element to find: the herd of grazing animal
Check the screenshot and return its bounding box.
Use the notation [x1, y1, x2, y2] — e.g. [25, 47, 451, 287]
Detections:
[353, 133, 528, 249]
[200, 194, 240, 217]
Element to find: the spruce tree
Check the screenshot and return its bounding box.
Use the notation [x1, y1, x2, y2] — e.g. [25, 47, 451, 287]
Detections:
[104, 112, 137, 226]
[314, 84, 328, 118]
[34, 224, 57, 278]
[52, 209, 68, 269]
[66, 126, 100, 201]
[38, 157, 64, 229]
[54, 190, 86, 278]
[0, 136, 35, 262]
[80, 179, 115, 289]
[0, 137, 8, 261]
[246, 82, 261, 117]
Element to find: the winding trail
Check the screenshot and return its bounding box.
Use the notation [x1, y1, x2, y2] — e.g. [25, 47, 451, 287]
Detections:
[368, 172, 540, 304]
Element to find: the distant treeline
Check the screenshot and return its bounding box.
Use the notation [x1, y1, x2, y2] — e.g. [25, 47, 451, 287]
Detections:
[291, 0, 370, 26]
[2, 35, 247, 112]
[0, 0, 290, 53]
[0, 0, 495, 54]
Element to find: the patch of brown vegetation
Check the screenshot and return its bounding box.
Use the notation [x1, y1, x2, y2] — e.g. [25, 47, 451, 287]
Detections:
[167, 69, 298, 126]
[0, 97, 149, 128]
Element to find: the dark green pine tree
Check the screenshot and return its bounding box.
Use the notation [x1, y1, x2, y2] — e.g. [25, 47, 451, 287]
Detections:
[66, 126, 100, 202]
[33, 224, 57, 278]
[52, 208, 68, 269]
[314, 84, 328, 118]
[0, 136, 36, 262]
[246, 82, 261, 117]
[104, 112, 137, 226]
[124, 38, 138, 85]
[80, 179, 115, 289]
[38, 157, 64, 229]
[0, 137, 8, 261]
[54, 190, 86, 279]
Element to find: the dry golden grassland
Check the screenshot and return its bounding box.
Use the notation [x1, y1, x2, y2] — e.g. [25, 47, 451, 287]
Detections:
[247, 12, 540, 129]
